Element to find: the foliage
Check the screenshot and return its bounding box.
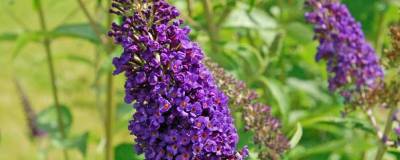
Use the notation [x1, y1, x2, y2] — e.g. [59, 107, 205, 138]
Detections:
[0, 0, 399, 160]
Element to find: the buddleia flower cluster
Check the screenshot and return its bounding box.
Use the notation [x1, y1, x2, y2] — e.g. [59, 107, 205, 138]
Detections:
[375, 25, 400, 106]
[385, 25, 400, 143]
[109, 0, 247, 159]
[305, 0, 384, 103]
[206, 60, 289, 160]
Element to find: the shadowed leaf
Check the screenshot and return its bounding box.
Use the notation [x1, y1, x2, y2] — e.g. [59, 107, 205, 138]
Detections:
[51, 23, 103, 44]
[37, 104, 73, 137]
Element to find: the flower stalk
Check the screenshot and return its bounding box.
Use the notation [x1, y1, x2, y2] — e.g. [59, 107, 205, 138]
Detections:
[200, 0, 220, 53]
[35, 0, 68, 159]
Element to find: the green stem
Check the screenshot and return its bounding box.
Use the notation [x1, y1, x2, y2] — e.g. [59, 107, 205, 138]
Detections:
[35, 0, 68, 159]
[94, 47, 104, 121]
[186, 0, 193, 17]
[75, 1, 115, 159]
[93, 0, 104, 123]
[216, 3, 233, 28]
[375, 103, 397, 160]
[76, 0, 106, 44]
[201, 0, 220, 53]
[364, 107, 384, 140]
[105, 1, 114, 159]
[374, 12, 386, 54]
[374, 0, 389, 54]
[105, 73, 114, 160]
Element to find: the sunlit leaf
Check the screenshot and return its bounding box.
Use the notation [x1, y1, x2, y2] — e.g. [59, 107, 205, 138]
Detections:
[301, 116, 374, 134]
[288, 140, 347, 159]
[289, 123, 303, 148]
[286, 22, 313, 44]
[224, 2, 277, 29]
[388, 0, 400, 6]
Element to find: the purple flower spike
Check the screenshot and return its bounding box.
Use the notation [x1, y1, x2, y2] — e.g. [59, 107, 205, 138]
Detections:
[109, 0, 246, 159]
[305, 0, 384, 101]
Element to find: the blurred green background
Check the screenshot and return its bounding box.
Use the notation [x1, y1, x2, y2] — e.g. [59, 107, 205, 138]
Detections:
[0, 0, 399, 160]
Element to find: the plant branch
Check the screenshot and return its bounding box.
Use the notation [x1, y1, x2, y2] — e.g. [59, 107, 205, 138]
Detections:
[105, 1, 115, 159]
[36, 0, 69, 159]
[364, 108, 384, 139]
[201, 0, 220, 53]
[216, 4, 233, 28]
[105, 71, 114, 160]
[375, 103, 397, 160]
[374, 11, 386, 54]
[186, 0, 193, 17]
[76, 0, 106, 44]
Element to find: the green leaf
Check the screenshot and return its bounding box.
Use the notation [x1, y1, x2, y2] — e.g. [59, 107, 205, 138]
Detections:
[289, 123, 303, 148]
[12, 31, 43, 60]
[61, 55, 93, 66]
[268, 32, 283, 57]
[0, 33, 18, 41]
[115, 143, 143, 160]
[234, 112, 255, 149]
[224, 2, 277, 29]
[388, 0, 400, 6]
[96, 47, 122, 81]
[37, 105, 73, 137]
[32, 0, 40, 11]
[116, 103, 132, 121]
[285, 22, 313, 44]
[301, 116, 374, 134]
[115, 103, 133, 131]
[67, 132, 89, 157]
[248, 0, 256, 12]
[248, 149, 259, 160]
[287, 78, 331, 103]
[51, 23, 103, 44]
[260, 78, 289, 117]
[52, 132, 89, 157]
[288, 140, 347, 159]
